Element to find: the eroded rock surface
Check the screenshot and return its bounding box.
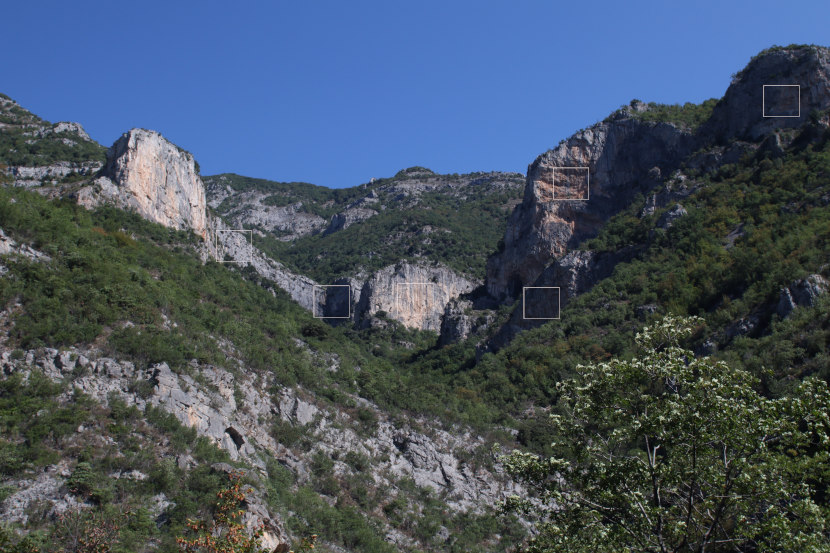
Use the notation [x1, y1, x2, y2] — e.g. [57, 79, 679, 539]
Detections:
[352, 263, 478, 332]
[0, 344, 522, 528]
[486, 45, 830, 307]
[701, 46, 830, 143]
[777, 274, 829, 318]
[486, 116, 694, 303]
[78, 129, 208, 238]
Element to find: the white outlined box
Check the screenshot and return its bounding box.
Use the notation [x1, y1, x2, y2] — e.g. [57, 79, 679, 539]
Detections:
[552, 167, 590, 200]
[313, 285, 351, 319]
[763, 85, 800, 118]
[216, 229, 253, 263]
[395, 282, 439, 316]
[522, 287, 561, 320]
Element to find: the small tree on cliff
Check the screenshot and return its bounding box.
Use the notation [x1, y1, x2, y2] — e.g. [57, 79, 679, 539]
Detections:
[177, 471, 266, 553]
[177, 471, 317, 553]
[501, 315, 830, 553]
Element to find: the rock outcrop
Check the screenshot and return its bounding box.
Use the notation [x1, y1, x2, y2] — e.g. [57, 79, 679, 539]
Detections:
[486, 247, 642, 351]
[48, 121, 92, 141]
[483, 45, 830, 352]
[324, 205, 378, 234]
[439, 298, 495, 346]
[700, 45, 830, 143]
[777, 274, 829, 318]
[352, 262, 478, 332]
[206, 215, 319, 311]
[207, 223, 478, 331]
[9, 161, 102, 187]
[656, 203, 688, 229]
[203, 220, 478, 331]
[0, 228, 51, 263]
[0, 344, 522, 524]
[1, 94, 105, 187]
[486, 116, 694, 302]
[204, 176, 329, 240]
[78, 129, 208, 238]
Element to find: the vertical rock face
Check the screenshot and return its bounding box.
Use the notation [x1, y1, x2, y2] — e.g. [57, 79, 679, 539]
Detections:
[438, 298, 494, 346]
[205, 223, 476, 332]
[486, 116, 694, 302]
[700, 45, 830, 143]
[83, 129, 208, 238]
[486, 247, 642, 351]
[777, 274, 829, 318]
[353, 263, 478, 332]
[485, 45, 830, 306]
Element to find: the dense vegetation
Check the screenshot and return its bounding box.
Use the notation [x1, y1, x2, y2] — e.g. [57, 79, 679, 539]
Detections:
[207, 169, 524, 282]
[0, 187, 522, 552]
[2, 51, 830, 551]
[627, 98, 718, 130]
[3, 114, 829, 435]
[503, 316, 830, 552]
[395, 114, 830, 451]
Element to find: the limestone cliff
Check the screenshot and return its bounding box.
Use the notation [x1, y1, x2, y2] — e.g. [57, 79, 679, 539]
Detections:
[78, 129, 208, 238]
[207, 223, 477, 332]
[485, 45, 830, 307]
[700, 45, 830, 143]
[485, 115, 694, 302]
[352, 263, 478, 332]
[486, 247, 643, 350]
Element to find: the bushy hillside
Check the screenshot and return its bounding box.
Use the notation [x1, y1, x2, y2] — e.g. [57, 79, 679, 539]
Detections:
[205, 168, 524, 282]
[0, 94, 105, 169]
[406, 105, 830, 452]
[0, 186, 524, 552]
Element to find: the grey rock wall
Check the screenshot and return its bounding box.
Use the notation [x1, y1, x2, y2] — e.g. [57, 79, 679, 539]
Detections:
[486, 115, 694, 303]
[77, 129, 208, 238]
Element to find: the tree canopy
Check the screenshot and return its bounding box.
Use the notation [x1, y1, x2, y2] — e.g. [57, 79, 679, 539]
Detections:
[502, 316, 830, 553]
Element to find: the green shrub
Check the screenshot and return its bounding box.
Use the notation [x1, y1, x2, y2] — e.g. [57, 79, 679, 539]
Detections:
[66, 461, 96, 497]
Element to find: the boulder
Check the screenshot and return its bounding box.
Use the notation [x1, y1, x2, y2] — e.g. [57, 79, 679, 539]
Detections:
[777, 274, 829, 318]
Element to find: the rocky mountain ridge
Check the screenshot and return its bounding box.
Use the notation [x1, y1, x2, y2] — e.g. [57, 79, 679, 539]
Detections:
[0, 93, 105, 187]
[2, 115, 483, 333]
[2, 43, 830, 553]
[477, 44, 830, 348]
[485, 114, 695, 302]
[1, 95, 521, 335]
[210, 216, 478, 332]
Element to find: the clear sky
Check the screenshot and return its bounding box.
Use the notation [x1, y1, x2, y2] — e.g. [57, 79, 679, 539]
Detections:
[2, 1, 828, 188]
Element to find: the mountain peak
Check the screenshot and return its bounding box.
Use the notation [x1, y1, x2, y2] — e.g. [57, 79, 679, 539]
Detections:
[701, 44, 830, 142]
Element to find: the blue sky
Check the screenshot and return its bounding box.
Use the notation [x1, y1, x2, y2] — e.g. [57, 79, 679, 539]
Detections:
[2, 1, 829, 188]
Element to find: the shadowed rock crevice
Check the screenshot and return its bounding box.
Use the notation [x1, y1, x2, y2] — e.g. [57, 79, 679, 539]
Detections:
[225, 426, 245, 450]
